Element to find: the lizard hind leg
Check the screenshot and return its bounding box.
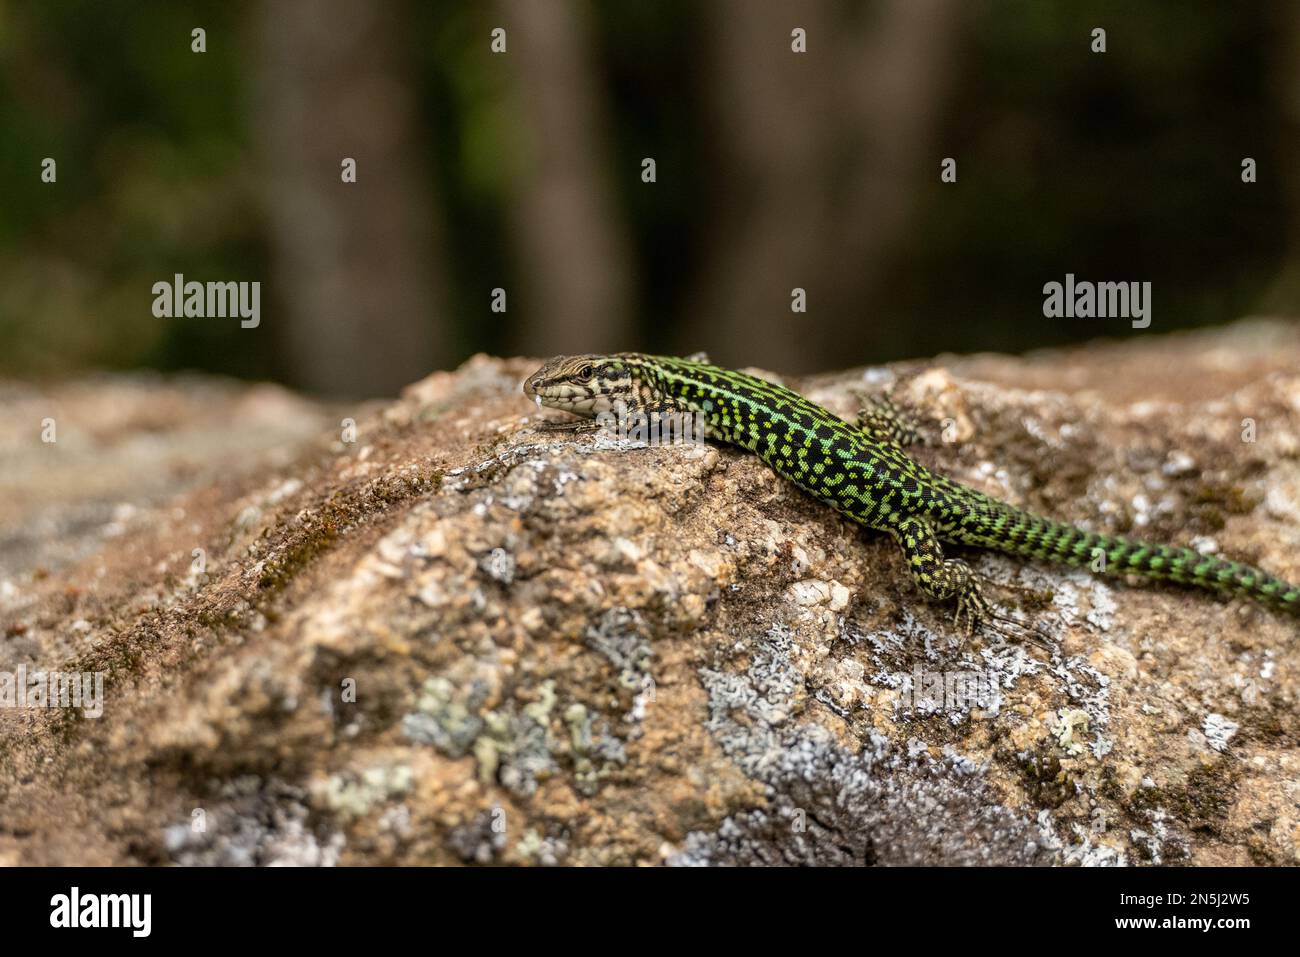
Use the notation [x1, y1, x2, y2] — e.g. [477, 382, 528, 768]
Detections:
[891, 516, 989, 637]
[891, 516, 1055, 647]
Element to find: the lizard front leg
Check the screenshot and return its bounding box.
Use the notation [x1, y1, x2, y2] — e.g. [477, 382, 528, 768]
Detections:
[855, 395, 922, 448]
[890, 515, 990, 636]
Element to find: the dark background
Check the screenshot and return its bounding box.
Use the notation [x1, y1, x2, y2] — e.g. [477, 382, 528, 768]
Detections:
[1, 0, 1296, 398]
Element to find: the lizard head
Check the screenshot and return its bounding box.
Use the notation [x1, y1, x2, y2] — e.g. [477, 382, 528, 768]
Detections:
[523, 354, 643, 418]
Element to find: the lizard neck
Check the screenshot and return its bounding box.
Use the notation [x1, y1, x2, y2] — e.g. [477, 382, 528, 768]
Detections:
[624, 355, 854, 451]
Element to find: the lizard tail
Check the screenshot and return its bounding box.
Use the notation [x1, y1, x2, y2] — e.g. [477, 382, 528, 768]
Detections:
[956, 511, 1300, 616]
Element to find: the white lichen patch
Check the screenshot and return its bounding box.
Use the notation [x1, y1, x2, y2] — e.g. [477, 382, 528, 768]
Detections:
[1202, 713, 1239, 752]
[1051, 708, 1091, 756]
[322, 765, 414, 818]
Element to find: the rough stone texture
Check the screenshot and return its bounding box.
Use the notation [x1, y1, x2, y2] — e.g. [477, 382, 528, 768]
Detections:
[0, 374, 337, 579]
[1, 318, 1298, 866]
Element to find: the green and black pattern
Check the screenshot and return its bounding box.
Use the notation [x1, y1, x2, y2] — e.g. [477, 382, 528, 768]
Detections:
[524, 353, 1300, 631]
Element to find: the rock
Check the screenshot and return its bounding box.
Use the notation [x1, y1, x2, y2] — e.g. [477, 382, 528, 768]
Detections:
[1, 318, 1298, 866]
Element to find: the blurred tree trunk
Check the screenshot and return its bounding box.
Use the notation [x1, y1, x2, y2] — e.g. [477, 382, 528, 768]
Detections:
[498, 0, 632, 357]
[254, 0, 445, 398]
[689, 0, 960, 372]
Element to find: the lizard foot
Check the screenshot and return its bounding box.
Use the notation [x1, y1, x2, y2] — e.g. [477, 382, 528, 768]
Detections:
[853, 392, 924, 448]
[953, 578, 1054, 649]
[536, 418, 603, 434]
[952, 578, 992, 638]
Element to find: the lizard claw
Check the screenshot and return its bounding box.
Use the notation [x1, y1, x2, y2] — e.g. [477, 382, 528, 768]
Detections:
[953, 581, 1054, 649]
[986, 610, 1055, 650]
[952, 582, 991, 639]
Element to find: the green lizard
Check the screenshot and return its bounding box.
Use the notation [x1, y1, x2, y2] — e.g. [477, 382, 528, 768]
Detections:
[523, 353, 1300, 635]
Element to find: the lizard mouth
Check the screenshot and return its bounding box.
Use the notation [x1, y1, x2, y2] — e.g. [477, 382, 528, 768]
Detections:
[522, 372, 561, 409]
[522, 369, 597, 414]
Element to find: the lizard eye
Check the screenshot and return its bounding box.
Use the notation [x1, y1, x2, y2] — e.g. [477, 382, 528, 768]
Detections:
[577, 365, 594, 381]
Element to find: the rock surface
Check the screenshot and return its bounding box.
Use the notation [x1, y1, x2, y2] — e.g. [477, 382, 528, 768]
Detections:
[1, 318, 1298, 866]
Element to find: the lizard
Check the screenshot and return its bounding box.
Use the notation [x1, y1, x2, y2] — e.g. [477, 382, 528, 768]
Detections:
[522, 353, 1300, 636]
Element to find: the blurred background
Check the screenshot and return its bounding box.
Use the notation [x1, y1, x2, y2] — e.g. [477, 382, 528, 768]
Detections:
[1, 0, 1297, 399]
